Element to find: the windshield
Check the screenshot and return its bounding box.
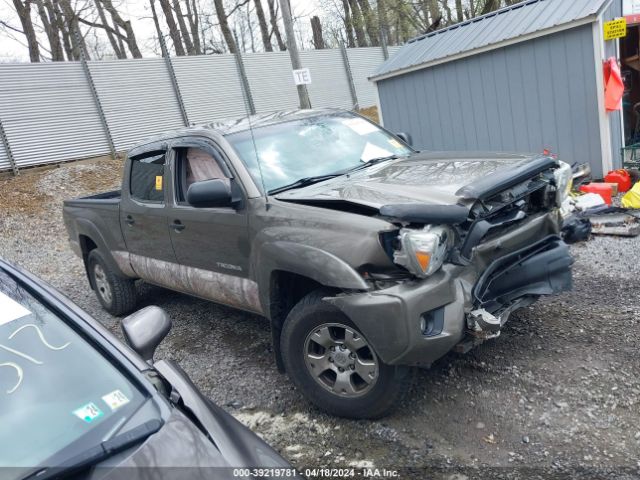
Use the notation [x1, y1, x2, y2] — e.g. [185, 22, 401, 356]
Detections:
[0, 269, 149, 473]
[226, 112, 412, 193]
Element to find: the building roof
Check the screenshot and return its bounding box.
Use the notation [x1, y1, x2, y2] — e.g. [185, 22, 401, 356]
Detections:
[372, 0, 613, 81]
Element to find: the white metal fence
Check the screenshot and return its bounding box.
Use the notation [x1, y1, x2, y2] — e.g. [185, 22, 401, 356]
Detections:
[0, 46, 400, 173]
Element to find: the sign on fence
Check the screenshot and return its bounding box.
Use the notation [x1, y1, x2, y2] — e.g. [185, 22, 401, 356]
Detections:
[292, 68, 312, 85]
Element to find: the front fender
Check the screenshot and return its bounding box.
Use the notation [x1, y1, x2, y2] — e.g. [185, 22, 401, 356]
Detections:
[254, 241, 370, 314]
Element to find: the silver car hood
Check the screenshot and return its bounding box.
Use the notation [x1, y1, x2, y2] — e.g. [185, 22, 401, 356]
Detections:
[275, 151, 545, 209]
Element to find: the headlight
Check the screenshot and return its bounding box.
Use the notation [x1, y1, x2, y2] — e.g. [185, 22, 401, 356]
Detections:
[554, 161, 573, 205]
[393, 226, 453, 278]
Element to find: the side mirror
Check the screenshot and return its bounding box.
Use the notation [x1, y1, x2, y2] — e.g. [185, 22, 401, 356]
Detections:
[122, 306, 172, 363]
[395, 132, 412, 146]
[187, 179, 232, 208]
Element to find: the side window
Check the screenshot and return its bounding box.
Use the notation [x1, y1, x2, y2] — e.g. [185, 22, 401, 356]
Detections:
[130, 151, 166, 203]
[176, 147, 230, 203]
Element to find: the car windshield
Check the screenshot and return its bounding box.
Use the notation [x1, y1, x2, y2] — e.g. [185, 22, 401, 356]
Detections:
[0, 269, 149, 473]
[226, 112, 412, 193]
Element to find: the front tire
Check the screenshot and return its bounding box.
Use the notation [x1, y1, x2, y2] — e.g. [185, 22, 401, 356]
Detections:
[87, 249, 137, 316]
[281, 290, 412, 419]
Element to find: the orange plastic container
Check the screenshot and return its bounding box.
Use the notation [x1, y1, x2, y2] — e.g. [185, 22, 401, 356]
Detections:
[604, 169, 632, 193]
[579, 183, 613, 205]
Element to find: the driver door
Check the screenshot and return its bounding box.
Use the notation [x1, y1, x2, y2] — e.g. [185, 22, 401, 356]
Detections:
[165, 138, 259, 313]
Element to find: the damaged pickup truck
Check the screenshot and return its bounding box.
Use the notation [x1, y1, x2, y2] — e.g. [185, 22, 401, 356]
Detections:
[63, 109, 574, 419]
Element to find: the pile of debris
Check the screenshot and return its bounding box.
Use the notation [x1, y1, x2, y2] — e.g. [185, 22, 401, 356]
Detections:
[561, 165, 640, 243]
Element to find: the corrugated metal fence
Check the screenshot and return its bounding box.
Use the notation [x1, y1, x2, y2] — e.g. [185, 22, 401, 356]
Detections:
[0, 46, 398, 173]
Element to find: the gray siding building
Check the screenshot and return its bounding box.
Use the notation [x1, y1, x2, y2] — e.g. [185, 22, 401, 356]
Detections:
[372, 0, 624, 179]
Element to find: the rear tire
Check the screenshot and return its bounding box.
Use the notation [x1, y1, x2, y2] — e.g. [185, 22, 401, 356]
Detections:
[281, 290, 412, 419]
[87, 249, 137, 316]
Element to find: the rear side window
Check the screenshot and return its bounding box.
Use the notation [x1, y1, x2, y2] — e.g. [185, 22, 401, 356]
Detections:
[130, 151, 165, 203]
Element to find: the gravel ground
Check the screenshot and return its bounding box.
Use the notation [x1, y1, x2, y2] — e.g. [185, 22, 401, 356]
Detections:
[1, 161, 640, 480]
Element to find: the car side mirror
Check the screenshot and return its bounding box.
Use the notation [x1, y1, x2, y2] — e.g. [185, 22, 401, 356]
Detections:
[122, 306, 172, 363]
[395, 132, 412, 146]
[187, 179, 232, 208]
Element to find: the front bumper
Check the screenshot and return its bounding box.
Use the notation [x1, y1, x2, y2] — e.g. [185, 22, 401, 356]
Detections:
[326, 220, 573, 367]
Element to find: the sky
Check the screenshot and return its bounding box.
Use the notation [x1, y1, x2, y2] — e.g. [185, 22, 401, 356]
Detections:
[0, 0, 325, 62]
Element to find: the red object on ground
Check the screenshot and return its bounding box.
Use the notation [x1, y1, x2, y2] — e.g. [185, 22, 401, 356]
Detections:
[604, 58, 624, 112]
[604, 169, 632, 193]
[580, 183, 613, 205]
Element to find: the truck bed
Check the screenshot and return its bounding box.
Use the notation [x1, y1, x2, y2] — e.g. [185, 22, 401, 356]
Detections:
[63, 190, 121, 207]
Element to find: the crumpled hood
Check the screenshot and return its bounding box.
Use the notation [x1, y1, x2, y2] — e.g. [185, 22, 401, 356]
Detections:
[276, 151, 546, 209]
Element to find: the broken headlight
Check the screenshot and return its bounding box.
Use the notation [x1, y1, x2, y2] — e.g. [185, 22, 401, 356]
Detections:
[554, 161, 573, 206]
[393, 226, 453, 278]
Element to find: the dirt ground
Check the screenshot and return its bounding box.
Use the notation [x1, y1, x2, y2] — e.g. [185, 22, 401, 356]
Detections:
[1, 160, 639, 480]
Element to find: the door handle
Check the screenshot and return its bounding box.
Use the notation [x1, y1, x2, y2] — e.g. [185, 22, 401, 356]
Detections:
[125, 215, 135, 226]
[170, 220, 186, 232]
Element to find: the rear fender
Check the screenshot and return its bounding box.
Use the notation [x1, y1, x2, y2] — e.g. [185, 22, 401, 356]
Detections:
[75, 218, 131, 282]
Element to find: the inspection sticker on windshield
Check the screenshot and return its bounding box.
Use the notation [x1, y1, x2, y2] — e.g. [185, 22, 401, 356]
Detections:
[73, 402, 104, 423]
[342, 117, 378, 136]
[0, 291, 31, 326]
[102, 390, 130, 411]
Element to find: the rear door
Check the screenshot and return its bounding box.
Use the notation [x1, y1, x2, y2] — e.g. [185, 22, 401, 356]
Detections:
[120, 146, 177, 278]
[164, 138, 260, 313]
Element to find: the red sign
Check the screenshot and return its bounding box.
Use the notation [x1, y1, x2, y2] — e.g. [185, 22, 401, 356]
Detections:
[626, 14, 640, 25]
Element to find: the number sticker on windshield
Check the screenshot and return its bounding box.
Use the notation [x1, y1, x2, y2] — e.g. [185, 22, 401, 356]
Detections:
[73, 402, 104, 423]
[0, 292, 31, 326]
[102, 389, 130, 411]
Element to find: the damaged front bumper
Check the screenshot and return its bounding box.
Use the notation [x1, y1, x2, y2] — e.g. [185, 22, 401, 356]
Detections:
[326, 231, 573, 368]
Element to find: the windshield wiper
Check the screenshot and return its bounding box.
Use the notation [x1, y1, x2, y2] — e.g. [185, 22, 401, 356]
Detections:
[345, 155, 400, 174]
[22, 419, 162, 480]
[269, 174, 341, 195]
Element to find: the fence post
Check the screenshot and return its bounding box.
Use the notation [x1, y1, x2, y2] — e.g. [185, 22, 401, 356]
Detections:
[340, 44, 359, 110]
[0, 117, 18, 176]
[157, 34, 190, 126]
[76, 30, 117, 160]
[234, 50, 256, 115]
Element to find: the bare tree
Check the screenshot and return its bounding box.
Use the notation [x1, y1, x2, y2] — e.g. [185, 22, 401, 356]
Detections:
[157, 0, 186, 55]
[266, 0, 285, 50]
[254, 0, 272, 51]
[11, 0, 40, 61]
[310, 15, 324, 49]
[347, 0, 367, 46]
[172, 0, 196, 54]
[213, 0, 238, 53]
[357, 0, 378, 46]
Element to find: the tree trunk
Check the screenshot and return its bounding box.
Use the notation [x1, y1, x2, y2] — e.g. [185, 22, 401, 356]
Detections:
[481, 0, 500, 15]
[94, 0, 123, 58]
[254, 0, 272, 51]
[184, 0, 201, 54]
[158, 0, 186, 55]
[100, 0, 142, 58]
[12, 0, 40, 62]
[455, 0, 464, 22]
[377, 0, 389, 49]
[310, 16, 325, 49]
[266, 0, 286, 50]
[341, 0, 355, 48]
[173, 0, 196, 54]
[57, 0, 89, 60]
[347, 0, 367, 47]
[356, 0, 378, 46]
[36, 0, 64, 60]
[213, 0, 237, 53]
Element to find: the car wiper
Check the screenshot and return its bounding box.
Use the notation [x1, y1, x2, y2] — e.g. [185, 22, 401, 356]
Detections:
[22, 418, 162, 480]
[345, 155, 399, 174]
[269, 174, 341, 195]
